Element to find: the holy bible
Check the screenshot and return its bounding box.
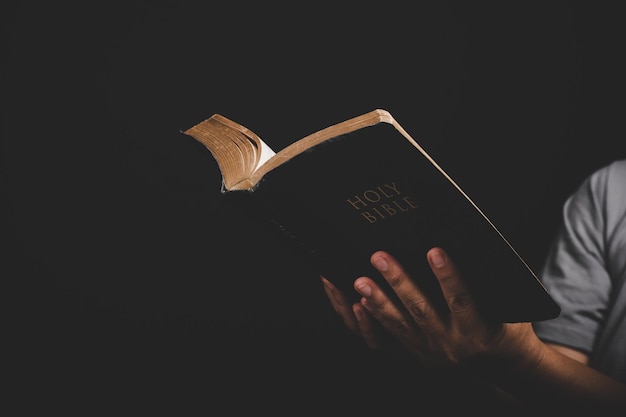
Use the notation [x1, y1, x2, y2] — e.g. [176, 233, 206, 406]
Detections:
[183, 109, 560, 323]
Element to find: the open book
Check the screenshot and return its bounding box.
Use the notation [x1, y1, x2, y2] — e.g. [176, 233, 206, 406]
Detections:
[184, 109, 560, 323]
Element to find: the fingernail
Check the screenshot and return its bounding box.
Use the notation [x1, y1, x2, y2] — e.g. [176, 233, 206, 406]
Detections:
[372, 256, 388, 272]
[355, 282, 372, 297]
[430, 250, 446, 267]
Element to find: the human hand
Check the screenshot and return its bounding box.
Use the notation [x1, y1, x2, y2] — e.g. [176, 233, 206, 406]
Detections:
[321, 247, 541, 370]
[323, 247, 626, 409]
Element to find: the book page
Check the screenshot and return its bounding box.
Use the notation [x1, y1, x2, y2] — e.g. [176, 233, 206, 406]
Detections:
[257, 139, 276, 169]
[185, 114, 276, 190]
[249, 110, 392, 187]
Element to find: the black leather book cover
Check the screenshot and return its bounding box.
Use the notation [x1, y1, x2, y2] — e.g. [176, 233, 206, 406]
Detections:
[225, 122, 561, 323]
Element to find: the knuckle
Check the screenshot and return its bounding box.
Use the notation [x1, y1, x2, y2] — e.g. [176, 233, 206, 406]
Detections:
[370, 296, 388, 310]
[394, 318, 412, 332]
[384, 268, 404, 288]
[447, 294, 473, 314]
[406, 298, 434, 327]
[407, 297, 430, 317]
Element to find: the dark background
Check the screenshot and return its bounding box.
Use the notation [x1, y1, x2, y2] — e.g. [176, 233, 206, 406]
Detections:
[2, 1, 625, 414]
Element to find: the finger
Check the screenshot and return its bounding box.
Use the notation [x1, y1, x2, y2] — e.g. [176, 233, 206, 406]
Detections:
[352, 303, 383, 350]
[426, 248, 482, 330]
[370, 251, 441, 332]
[354, 276, 425, 353]
[320, 276, 360, 334]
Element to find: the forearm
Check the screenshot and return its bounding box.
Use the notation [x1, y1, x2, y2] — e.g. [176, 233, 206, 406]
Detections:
[489, 342, 626, 411]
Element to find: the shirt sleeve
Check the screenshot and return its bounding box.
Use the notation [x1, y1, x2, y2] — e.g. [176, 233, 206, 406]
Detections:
[532, 164, 613, 354]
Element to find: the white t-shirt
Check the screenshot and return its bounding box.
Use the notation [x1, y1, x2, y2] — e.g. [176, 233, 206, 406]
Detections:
[533, 159, 626, 383]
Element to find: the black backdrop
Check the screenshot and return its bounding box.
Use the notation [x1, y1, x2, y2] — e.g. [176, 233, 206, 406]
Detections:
[3, 1, 626, 414]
